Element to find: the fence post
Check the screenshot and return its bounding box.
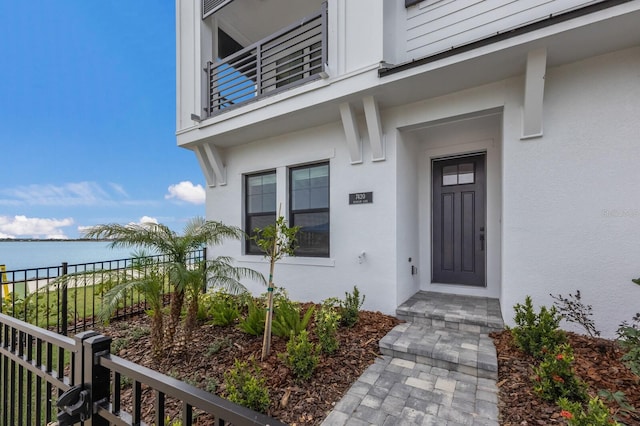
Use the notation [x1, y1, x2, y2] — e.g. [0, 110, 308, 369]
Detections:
[83, 334, 111, 426]
[201, 247, 208, 294]
[61, 262, 68, 336]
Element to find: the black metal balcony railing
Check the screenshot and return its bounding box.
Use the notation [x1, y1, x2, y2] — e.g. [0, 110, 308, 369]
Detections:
[205, 4, 327, 117]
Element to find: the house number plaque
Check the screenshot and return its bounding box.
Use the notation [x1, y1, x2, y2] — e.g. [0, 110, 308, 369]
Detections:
[349, 192, 373, 205]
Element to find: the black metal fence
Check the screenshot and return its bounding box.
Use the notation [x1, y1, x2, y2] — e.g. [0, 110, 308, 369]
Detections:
[0, 249, 204, 336]
[0, 312, 286, 426]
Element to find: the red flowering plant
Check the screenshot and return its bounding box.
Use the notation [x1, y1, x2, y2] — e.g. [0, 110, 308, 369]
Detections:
[532, 343, 587, 402]
[558, 396, 621, 425]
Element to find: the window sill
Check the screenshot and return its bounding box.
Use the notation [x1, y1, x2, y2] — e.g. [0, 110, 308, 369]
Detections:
[237, 255, 335, 267]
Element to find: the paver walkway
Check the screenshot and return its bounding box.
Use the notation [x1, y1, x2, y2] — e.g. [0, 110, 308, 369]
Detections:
[322, 292, 504, 426]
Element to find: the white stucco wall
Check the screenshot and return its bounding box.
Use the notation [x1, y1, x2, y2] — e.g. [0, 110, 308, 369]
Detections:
[205, 121, 400, 315]
[194, 25, 640, 337]
[501, 46, 640, 337]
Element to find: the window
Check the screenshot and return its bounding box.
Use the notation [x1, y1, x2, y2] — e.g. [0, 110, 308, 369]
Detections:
[245, 171, 277, 254]
[442, 163, 475, 186]
[289, 163, 330, 257]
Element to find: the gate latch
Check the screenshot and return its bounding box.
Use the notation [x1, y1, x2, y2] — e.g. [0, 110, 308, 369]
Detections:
[56, 385, 91, 425]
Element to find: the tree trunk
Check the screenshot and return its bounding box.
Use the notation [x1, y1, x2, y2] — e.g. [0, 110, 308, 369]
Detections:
[261, 257, 277, 360]
[166, 289, 184, 348]
[151, 310, 164, 361]
[183, 294, 199, 345]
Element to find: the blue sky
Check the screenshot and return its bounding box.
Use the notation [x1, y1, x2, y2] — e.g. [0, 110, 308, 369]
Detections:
[0, 1, 206, 239]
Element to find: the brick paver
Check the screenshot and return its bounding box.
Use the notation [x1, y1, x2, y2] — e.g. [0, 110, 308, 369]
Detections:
[321, 292, 503, 426]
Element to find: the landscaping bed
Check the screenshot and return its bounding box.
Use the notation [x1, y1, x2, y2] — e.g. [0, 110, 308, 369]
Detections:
[492, 330, 640, 425]
[97, 306, 400, 425]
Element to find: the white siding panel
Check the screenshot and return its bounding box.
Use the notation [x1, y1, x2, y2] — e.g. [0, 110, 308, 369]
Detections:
[405, 0, 600, 58]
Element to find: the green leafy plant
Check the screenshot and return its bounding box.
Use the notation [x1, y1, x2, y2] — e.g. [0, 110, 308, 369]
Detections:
[272, 297, 315, 338]
[251, 213, 299, 360]
[223, 359, 270, 413]
[340, 286, 365, 328]
[558, 396, 620, 425]
[238, 298, 265, 336]
[550, 290, 600, 337]
[281, 330, 320, 381]
[205, 337, 233, 356]
[532, 344, 587, 402]
[111, 337, 129, 354]
[617, 314, 640, 376]
[204, 377, 218, 394]
[512, 295, 566, 358]
[99, 254, 166, 360]
[84, 217, 255, 352]
[315, 298, 341, 353]
[165, 415, 183, 426]
[598, 389, 638, 424]
[204, 290, 240, 326]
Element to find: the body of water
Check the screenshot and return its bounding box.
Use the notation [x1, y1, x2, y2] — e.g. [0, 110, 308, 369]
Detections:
[0, 241, 140, 271]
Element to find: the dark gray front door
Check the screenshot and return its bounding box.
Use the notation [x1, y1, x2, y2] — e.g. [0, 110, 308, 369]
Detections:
[432, 154, 486, 286]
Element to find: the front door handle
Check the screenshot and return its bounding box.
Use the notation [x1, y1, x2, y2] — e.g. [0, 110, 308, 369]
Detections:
[479, 227, 485, 251]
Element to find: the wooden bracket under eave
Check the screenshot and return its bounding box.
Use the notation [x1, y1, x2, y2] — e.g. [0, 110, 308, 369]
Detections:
[339, 102, 363, 164]
[194, 144, 227, 187]
[363, 95, 385, 161]
[521, 48, 547, 140]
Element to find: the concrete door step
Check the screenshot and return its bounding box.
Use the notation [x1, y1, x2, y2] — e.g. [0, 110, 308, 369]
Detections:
[396, 291, 504, 334]
[379, 322, 498, 380]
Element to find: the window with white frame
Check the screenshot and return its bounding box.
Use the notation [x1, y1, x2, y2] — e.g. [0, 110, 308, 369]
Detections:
[289, 162, 329, 257]
[245, 171, 277, 254]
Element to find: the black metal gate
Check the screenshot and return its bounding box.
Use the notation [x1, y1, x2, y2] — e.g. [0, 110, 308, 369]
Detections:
[0, 312, 286, 426]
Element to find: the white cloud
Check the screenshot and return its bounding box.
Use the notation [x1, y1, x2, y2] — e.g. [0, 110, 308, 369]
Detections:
[136, 216, 158, 225]
[108, 183, 129, 198]
[165, 181, 205, 205]
[0, 182, 116, 207]
[0, 215, 74, 239]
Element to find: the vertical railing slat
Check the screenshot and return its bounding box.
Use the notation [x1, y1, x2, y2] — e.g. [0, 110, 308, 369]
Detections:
[155, 390, 165, 426]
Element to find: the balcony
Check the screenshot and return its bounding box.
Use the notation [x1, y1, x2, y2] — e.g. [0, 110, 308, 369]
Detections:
[204, 4, 327, 118]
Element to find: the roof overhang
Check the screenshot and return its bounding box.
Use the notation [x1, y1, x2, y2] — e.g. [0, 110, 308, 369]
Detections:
[178, 0, 640, 150]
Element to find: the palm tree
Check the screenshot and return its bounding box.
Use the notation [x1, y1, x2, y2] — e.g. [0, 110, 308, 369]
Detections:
[99, 251, 166, 359]
[84, 217, 248, 347]
[180, 255, 264, 343]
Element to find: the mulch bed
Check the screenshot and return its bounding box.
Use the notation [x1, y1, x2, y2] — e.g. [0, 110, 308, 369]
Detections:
[491, 330, 640, 425]
[95, 307, 400, 425]
[91, 310, 640, 425]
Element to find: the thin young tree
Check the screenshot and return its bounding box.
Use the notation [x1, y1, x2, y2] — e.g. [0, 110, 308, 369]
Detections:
[253, 213, 299, 360]
[84, 217, 244, 348]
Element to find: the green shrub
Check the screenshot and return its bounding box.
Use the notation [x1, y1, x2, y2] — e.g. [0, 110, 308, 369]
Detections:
[272, 297, 315, 338]
[532, 344, 587, 402]
[130, 325, 150, 340]
[340, 286, 365, 327]
[512, 295, 566, 358]
[315, 298, 341, 354]
[558, 396, 620, 426]
[598, 389, 637, 424]
[204, 377, 218, 393]
[223, 359, 270, 413]
[205, 337, 233, 356]
[238, 298, 265, 336]
[617, 315, 640, 376]
[205, 291, 240, 326]
[550, 290, 600, 337]
[282, 330, 319, 381]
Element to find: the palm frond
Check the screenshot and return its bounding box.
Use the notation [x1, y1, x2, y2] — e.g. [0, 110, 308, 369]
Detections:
[99, 272, 165, 322]
[205, 256, 266, 294]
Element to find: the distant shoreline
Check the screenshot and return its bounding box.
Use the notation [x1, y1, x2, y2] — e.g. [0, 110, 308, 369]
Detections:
[0, 239, 112, 242]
